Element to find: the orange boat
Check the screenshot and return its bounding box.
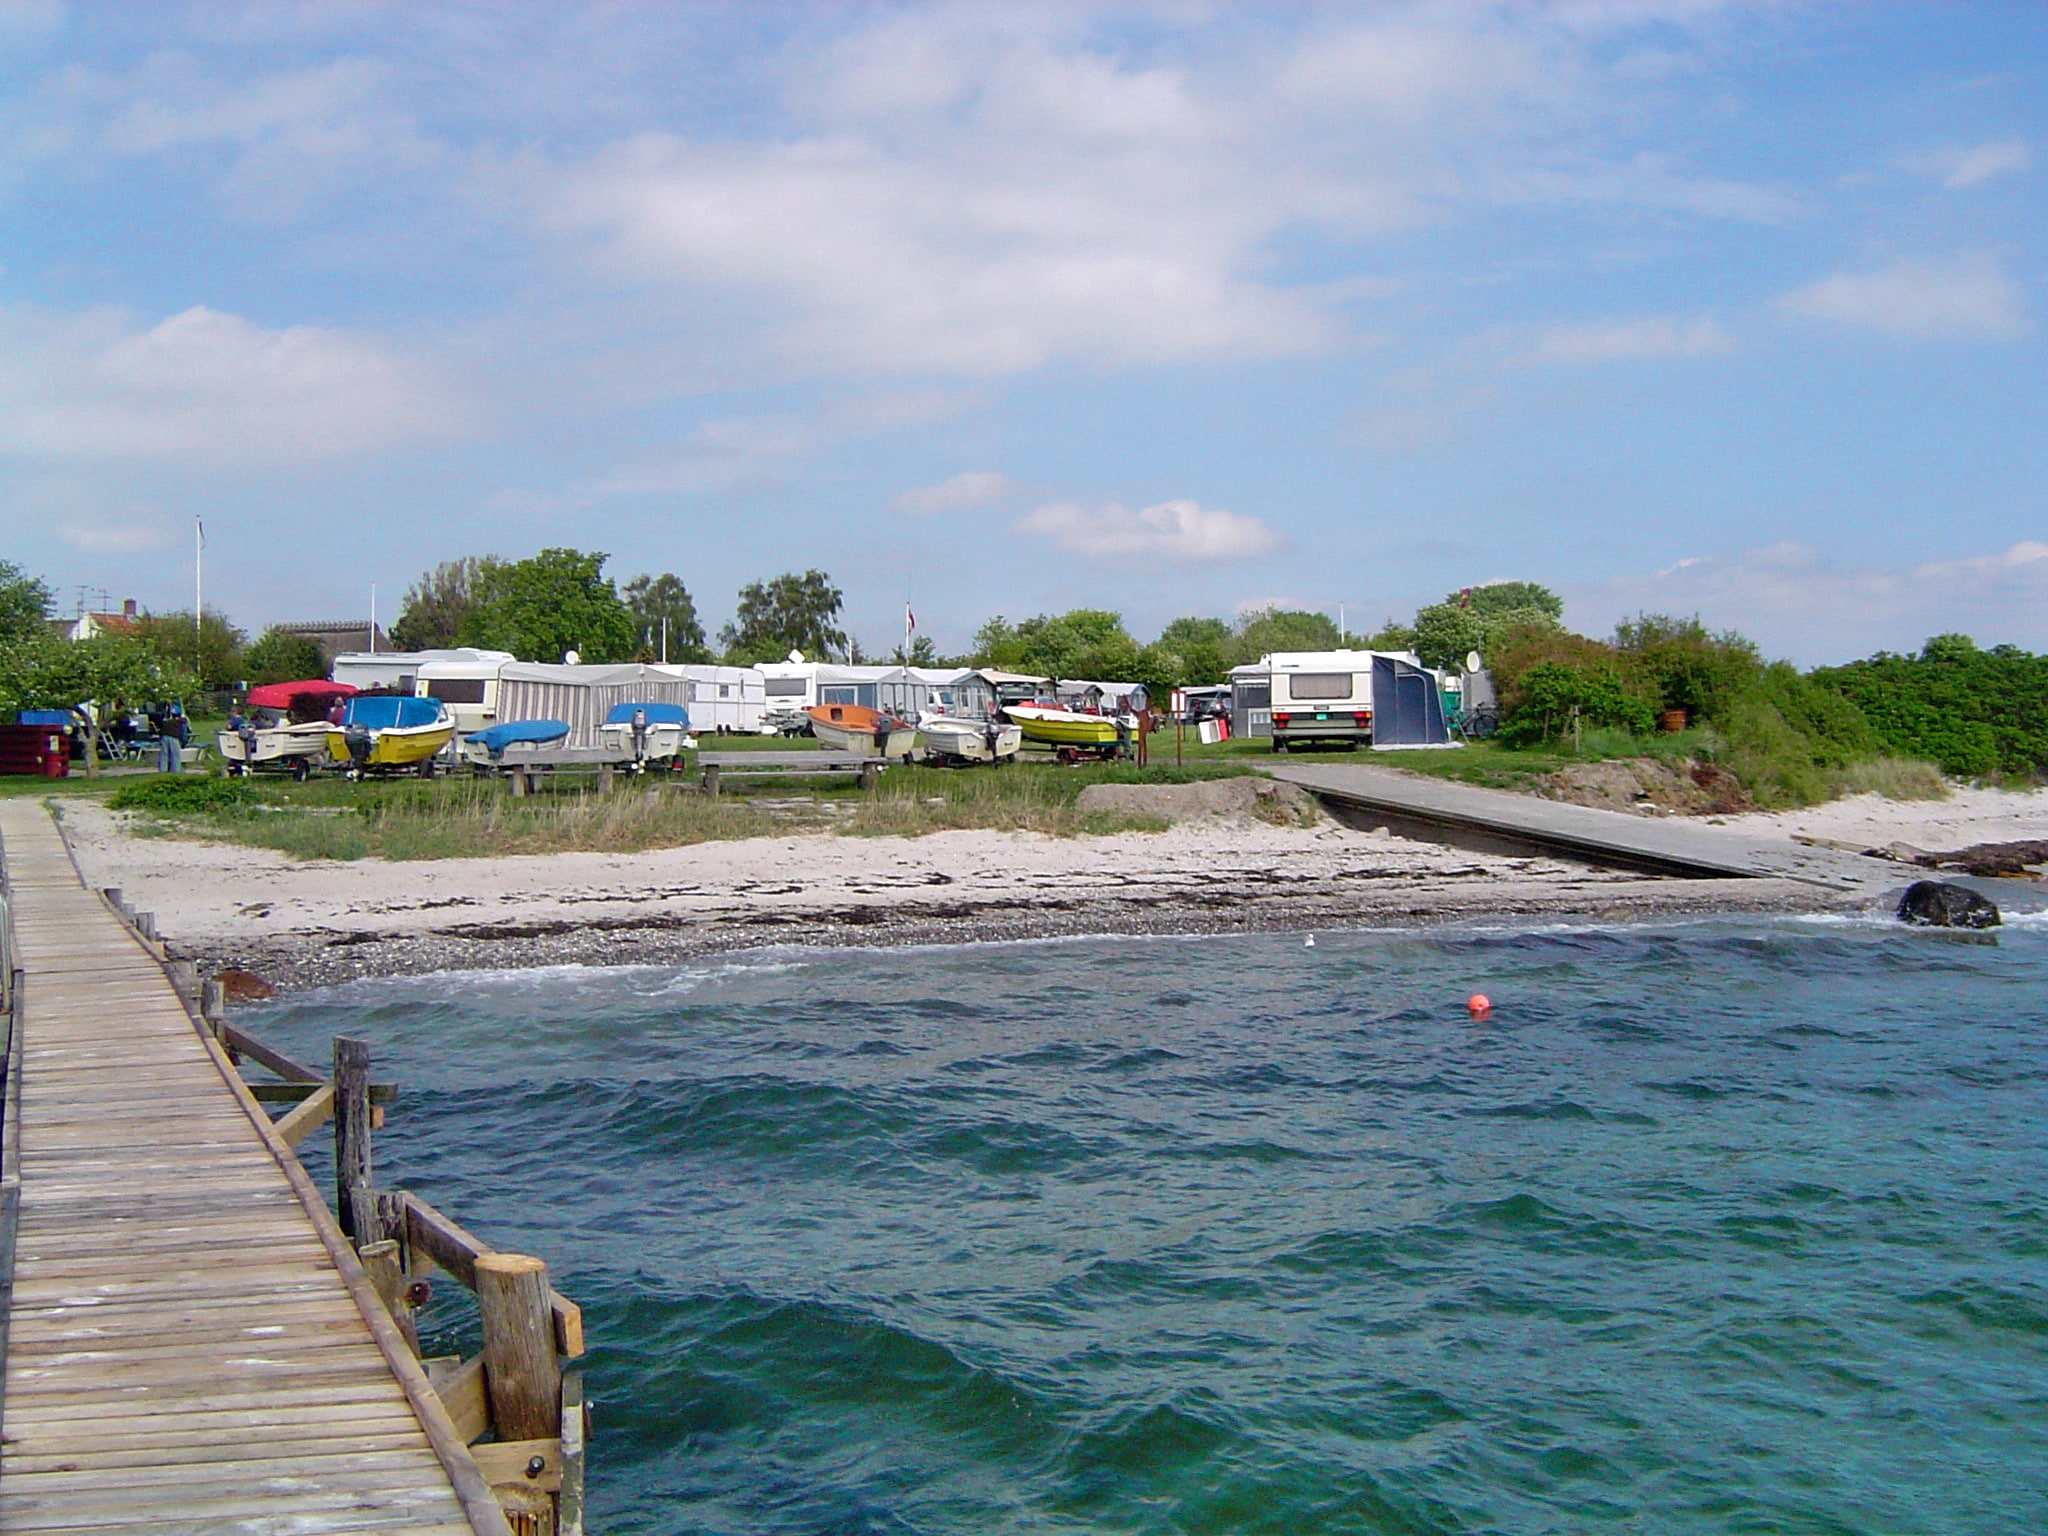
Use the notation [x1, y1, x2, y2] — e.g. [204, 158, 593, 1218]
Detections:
[803, 703, 916, 758]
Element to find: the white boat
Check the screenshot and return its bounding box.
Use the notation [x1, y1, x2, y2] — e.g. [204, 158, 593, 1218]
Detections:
[218, 720, 333, 780]
[597, 702, 696, 764]
[917, 713, 1022, 764]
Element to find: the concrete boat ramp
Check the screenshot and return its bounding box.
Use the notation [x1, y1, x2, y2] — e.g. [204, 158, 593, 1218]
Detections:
[1268, 760, 1898, 897]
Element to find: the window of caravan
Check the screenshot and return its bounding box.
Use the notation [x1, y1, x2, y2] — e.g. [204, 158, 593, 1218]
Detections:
[426, 677, 487, 704]
[764, 677, 806, 696]
[1286, 672, 1355, 701]
[1236, 683, 1272, 709]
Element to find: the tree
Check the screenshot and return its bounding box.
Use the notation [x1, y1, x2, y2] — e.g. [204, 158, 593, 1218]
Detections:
[1234, 607, 1340, 662]
[458, 548, 636, 663]
[1459, 580, 1563, 622]
[0, 560, 52, 644]
[133, 609, 245, 688]
[0, 630, 200, 775]
[719, 570, 846, 663]
[972, 616, 1028, 669]
[899, 634, 942, 666]
[390, 557, 495, 651]
[622, 573, 709, 663]
[1410, 602, 1487, 670]
[1153, 616, 1234, 686]
[242, 627, 330, 685]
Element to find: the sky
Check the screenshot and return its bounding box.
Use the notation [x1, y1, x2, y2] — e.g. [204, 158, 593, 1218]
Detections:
[2, 0, 2044, 665]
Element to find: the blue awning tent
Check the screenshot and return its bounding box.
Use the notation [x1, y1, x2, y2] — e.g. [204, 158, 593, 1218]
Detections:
[1371, 655, 1452, 747]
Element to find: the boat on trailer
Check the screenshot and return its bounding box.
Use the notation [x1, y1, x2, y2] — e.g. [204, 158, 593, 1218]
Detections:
[918, 712, 1022, 765]
[220, 680, 357, 780]
[1002, 702, 1129, 759]
[804, 703, 916, 759]
[326, 694, 454, 778]
[598, 701, 695, 765]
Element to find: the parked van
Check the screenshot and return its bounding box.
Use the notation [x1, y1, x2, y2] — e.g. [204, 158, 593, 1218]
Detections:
[1266, 649, 1418, 751]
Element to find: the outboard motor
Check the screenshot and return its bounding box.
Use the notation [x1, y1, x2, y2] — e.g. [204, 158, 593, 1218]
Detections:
[343, 722, 373, 769]
[631, 707, 649, 762]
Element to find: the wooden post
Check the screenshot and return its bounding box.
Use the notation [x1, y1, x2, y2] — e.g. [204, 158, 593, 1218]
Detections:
[102, 887, 123, 915]
[200, 977, 224, 1034]
[334, 1035, 373, 1243]
[168, 958, 198, 1008]
[135, 911, 156, 942]
[476, 1253, 563, 1443]
[858, 761, 879, 792]
[360, 1239, 422, 1355]
[702, 763, 720, 799]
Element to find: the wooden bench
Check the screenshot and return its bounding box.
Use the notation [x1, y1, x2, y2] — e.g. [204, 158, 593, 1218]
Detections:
[698, 750, 883, 798]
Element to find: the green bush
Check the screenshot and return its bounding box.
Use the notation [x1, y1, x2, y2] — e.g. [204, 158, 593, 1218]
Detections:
[1816, 637, 2048, 778]
[107, 775, 257, 815]
[1498, 663, 1657, 745]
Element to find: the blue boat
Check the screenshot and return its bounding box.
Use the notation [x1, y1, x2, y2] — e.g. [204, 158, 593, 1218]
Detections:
[459, 718, 572, 764]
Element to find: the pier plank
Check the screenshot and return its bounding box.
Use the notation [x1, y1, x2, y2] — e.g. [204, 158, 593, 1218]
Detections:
[0, 802, 503, 1536]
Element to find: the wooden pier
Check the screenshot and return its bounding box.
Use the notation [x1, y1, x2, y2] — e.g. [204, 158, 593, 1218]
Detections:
[0, 800, 525, 1535]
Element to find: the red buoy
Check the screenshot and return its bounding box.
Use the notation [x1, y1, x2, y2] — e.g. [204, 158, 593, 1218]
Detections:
[1467, 993, 1492, 1018]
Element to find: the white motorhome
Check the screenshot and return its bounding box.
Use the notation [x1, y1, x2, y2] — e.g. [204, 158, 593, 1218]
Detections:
[1266, 649, 1412, 751]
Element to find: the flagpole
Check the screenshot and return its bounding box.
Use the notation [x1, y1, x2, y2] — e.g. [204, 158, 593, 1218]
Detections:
[195, 516, 204, 645]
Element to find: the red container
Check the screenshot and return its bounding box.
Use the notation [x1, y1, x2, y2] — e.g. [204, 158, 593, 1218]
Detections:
[0, 724, 70, 777]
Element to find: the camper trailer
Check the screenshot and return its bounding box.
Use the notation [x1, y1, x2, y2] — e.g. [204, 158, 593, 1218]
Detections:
[1265, 649, 1457, 751]
[333, 647, 511, 699]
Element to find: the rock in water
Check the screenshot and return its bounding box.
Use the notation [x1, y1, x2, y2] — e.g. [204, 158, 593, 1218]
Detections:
[1897, 880, 2001, 929]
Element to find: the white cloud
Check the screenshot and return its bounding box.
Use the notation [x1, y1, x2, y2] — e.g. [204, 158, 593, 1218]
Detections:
[516, 9, 1786, 385]
[0, 302, 466, 463]
[1520, 315, 1734, 367]
[1586, 538, 2048, 663]
[1907, 139, 2032, 191]
[896, 470, 1019, 515]
[57, 508, 176, 555]
[1017, 499, 1282, 562]
[1778, 253, 2028, 341]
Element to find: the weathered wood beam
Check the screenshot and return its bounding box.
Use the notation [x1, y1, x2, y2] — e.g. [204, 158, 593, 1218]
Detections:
[272, 1082, 335, 1149]
[476, 1253, 562, 1443]
[404, 1193, 584, 1357]
[247, 1079, 396, 1105]
[216, 1020, 322, 1083]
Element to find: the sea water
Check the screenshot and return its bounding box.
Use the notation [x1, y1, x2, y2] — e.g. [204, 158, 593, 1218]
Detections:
[250, 914, 2048, 1535]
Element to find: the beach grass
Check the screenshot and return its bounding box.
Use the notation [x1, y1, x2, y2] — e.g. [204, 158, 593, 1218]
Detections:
[106, 755, 1245, 860]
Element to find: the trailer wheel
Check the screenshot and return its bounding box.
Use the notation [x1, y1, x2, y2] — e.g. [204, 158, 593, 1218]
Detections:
[289, 758, 310, 782]
[419, 758, 436, 779]
[1271, 739, 1286, 753]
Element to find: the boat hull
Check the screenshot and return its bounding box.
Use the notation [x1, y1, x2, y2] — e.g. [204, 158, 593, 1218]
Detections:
[806, 704, 914, 758]
[1003, 705, 1123, 748]
[598, 722, 696, 761]
[919, 718, 1022, 763]
[326, 721, 454, 767]
[217, 722, 330, 773]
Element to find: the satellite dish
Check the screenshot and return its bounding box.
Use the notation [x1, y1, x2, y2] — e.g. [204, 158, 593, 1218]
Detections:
[788, 649, 805, 664]
[564, 650, 581, 665]
[1464, 651, 1483, 674]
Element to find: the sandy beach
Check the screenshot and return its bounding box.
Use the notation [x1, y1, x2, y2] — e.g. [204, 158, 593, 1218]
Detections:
[56, 777, 2048, 992]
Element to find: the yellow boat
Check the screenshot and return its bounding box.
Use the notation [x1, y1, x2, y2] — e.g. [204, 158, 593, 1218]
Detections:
[326, 695, 454, 777]
[1003, 703, 1126, 750]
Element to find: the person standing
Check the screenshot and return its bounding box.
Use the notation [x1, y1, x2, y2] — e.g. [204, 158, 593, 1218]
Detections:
[158, 702, 189, 773]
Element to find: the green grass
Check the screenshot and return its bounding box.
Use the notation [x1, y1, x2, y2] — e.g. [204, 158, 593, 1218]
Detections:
[105, 753, 1252, 860]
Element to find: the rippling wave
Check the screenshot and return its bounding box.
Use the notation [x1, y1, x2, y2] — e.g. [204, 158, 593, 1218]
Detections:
[252, 917, 2048, 1534]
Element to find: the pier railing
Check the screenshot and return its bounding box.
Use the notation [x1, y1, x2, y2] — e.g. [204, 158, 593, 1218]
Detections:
[0, 850, 22, 1441]
[103, 888, 588, 1536]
